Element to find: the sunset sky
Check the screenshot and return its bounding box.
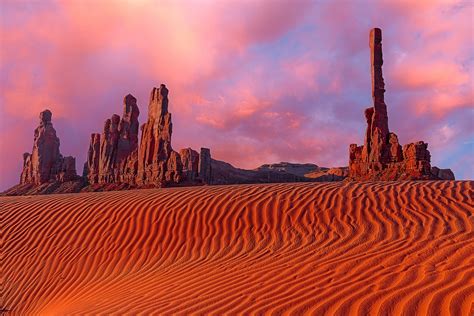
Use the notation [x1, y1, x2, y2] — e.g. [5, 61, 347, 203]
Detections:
[0, 0, 473, 190]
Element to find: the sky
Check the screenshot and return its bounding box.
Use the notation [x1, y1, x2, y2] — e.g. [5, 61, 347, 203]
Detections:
[0, 0, 473, 190]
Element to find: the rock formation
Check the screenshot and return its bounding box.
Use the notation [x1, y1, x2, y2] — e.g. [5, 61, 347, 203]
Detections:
[137, 84, 183, 185]
[83, 133, 100, 183]
[257, 162, 320, 177]
[198, 148, 212, 184]
[82, 84, 213, 188]
[117, 94, 140, 183]
[20, 109, 78, 185]
[84, 94, 140, 185]
[180, 148, 199, 182]
[349, 28, 454, 180]
[431, 166, 455, 180]
[209, 160, 348, 185]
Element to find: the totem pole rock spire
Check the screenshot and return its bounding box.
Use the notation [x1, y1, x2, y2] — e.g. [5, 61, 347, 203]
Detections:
[363, 28, 390, 164]
[348, 28, 451, 180]
[370, 28, 389, 138]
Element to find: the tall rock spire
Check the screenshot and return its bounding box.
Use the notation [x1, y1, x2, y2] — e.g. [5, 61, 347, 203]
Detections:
[117, 94, 140, 160]
[370, 27, 388, 131]
[20, 109, 77, 184]
[117, 94, 140, 183]
[363, 28, 390, 164]
[137, 84, 182, 185]
[348, 28, 442, 180]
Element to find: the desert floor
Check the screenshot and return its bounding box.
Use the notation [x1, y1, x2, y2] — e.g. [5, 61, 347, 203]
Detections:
[2, 181, 473, 315]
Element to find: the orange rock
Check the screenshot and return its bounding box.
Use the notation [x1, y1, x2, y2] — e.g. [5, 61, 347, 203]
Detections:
[348, 28, 452, 180]
[137, 84, 182, 185]
[20, 109, 78, 185]
[84, 94, 140, 184]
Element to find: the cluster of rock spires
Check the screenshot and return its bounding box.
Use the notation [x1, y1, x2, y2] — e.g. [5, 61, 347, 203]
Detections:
[348, 28, 454, 181]
[83, 94, 140, 185]
[4, 28, 455, 196]
[5, 84, 216, 195]
[83, 84, 213, 188]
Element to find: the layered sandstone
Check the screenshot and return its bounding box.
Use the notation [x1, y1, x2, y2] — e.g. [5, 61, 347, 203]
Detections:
[348, 28, 454, 180]
[20, 110, 78, 185]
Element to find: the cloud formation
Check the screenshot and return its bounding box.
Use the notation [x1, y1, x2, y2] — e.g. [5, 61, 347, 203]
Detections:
[1, 0, 473, 189]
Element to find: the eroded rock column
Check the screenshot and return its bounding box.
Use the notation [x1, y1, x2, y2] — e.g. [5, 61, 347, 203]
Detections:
[137, 84, 182, 185]
[20, 109, 77, 184]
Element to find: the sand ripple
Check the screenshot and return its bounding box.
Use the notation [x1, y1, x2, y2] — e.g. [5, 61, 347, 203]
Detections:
[1, 181, 473, 315]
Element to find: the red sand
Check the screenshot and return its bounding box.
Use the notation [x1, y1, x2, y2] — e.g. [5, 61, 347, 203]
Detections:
[2, 181, 473, 315]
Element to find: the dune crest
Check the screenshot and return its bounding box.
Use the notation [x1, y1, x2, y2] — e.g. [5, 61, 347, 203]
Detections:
[2, 181, 473, 315]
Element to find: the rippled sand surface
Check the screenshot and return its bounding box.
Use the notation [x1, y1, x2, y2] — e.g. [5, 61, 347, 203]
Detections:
[2, 181, 473, 315]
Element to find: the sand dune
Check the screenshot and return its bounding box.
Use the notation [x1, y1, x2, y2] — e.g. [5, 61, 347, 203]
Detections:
[1, 181, 473, 315]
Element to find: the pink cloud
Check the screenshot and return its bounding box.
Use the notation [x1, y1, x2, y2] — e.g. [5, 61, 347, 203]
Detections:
[392, 61, 469, 90]
[389, 58, 471, 116]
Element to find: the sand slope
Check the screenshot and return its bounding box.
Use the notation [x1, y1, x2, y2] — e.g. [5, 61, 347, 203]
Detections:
[2, 181, 473, 315]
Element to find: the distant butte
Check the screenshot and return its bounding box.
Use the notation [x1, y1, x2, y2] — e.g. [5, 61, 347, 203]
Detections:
[348, 28, 454, 180]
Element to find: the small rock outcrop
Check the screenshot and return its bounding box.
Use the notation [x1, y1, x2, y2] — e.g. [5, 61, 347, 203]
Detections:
[198, 148, 212, 184]
[20, 109, 78, 185]
[180, 148, 199, 182]
[348, 28, 454, 180]
[431, 166, 455, 180]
